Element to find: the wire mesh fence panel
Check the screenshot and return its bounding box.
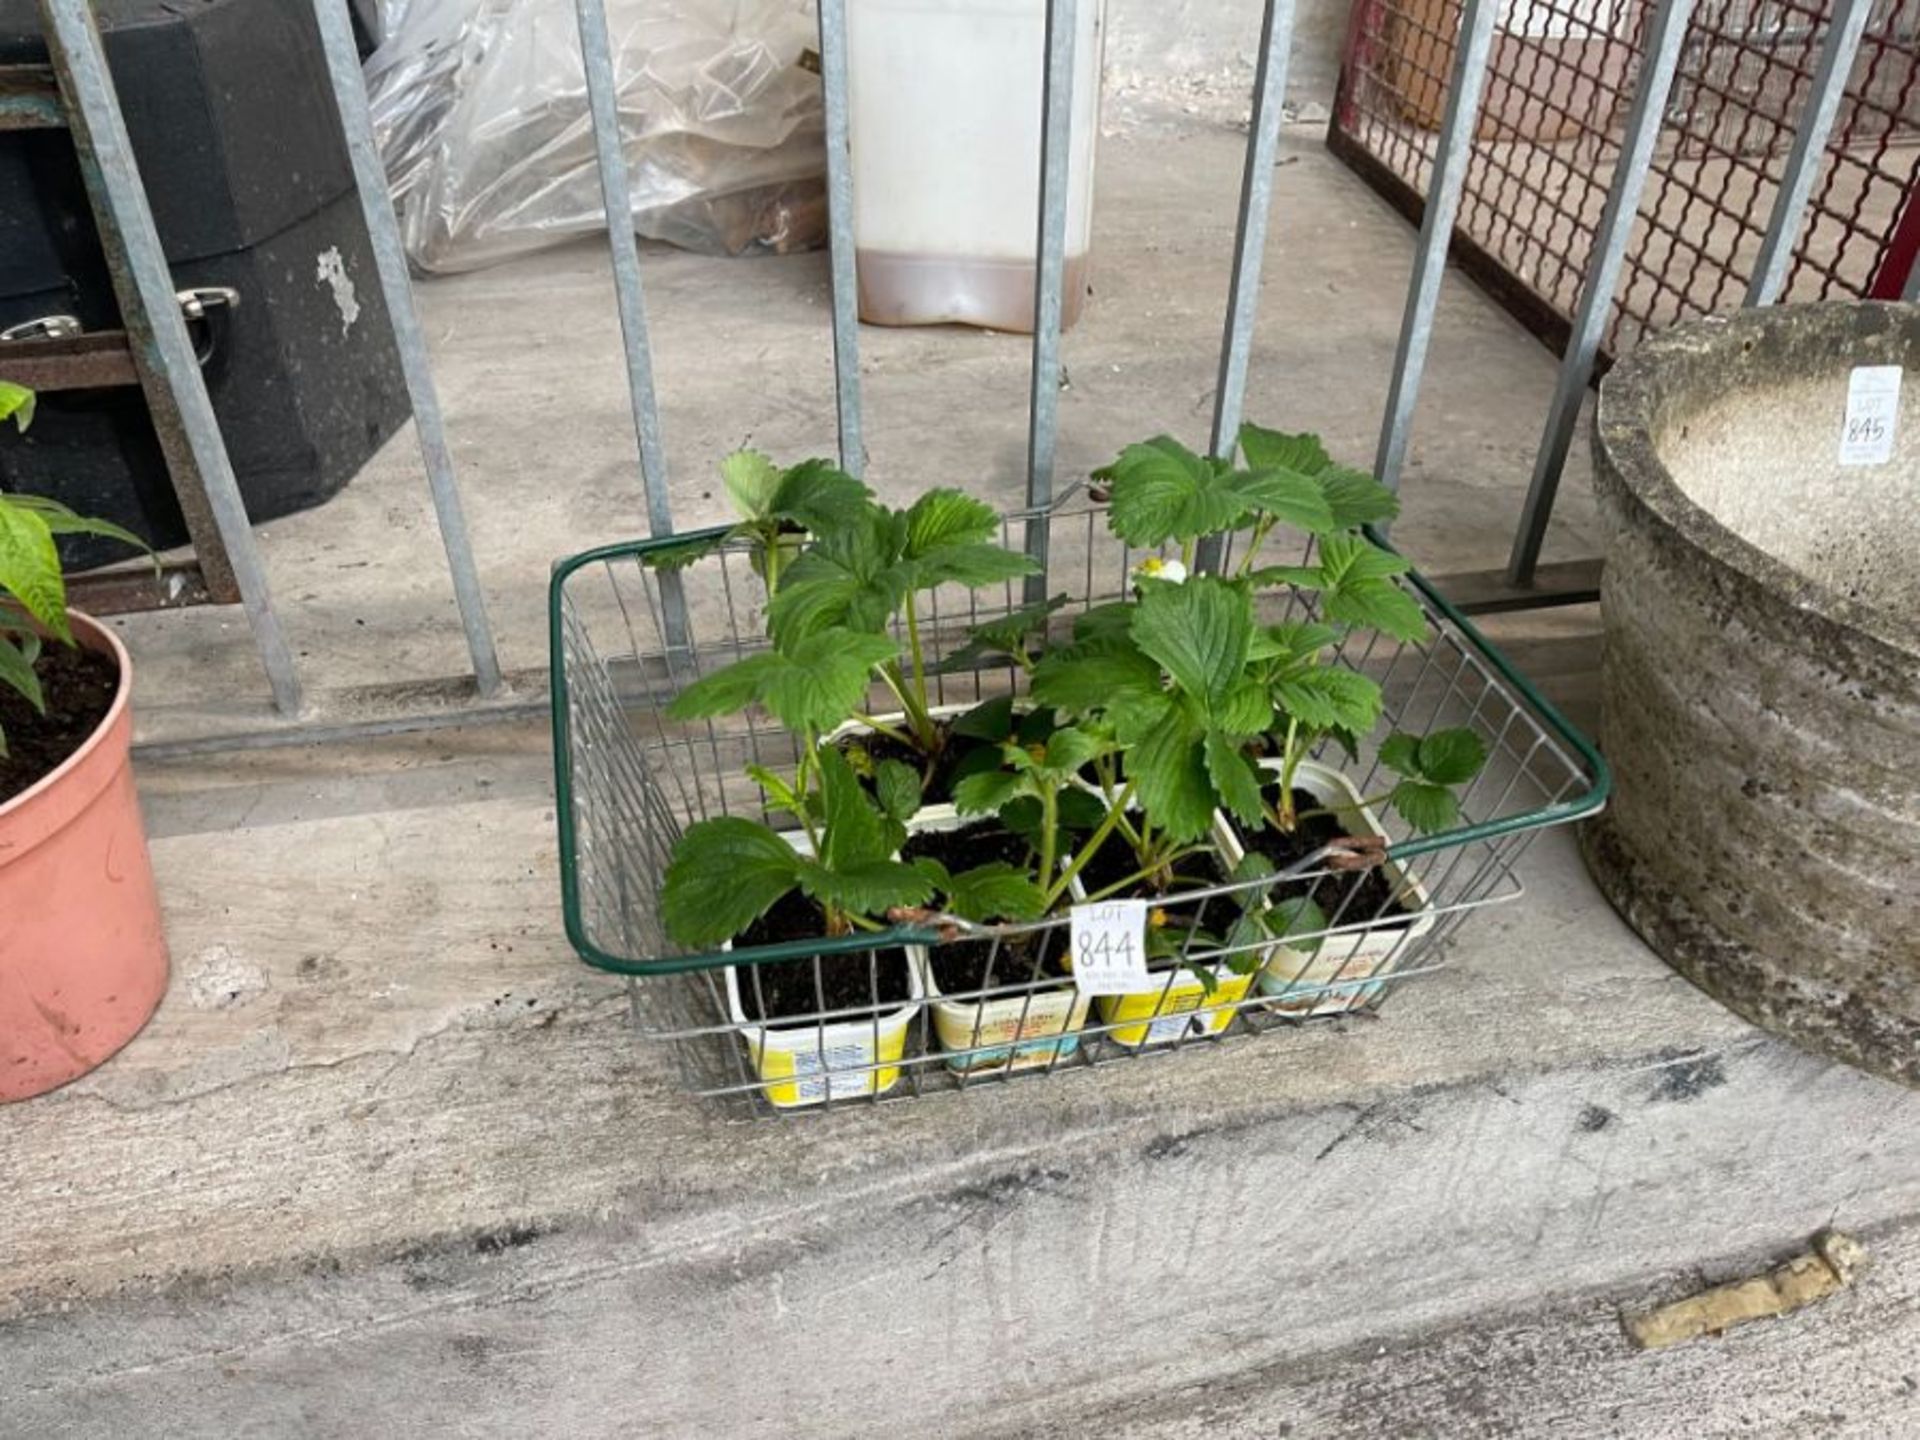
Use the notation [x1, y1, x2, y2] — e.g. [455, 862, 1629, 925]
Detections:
[1331, 0, 1919, 362]
[550, 508, 1607, 1120]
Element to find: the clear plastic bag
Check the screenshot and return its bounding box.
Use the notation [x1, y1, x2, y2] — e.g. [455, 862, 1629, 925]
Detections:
[364, 0, 826, 272]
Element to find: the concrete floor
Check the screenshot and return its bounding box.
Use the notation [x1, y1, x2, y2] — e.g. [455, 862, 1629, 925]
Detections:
[111, 120, 1609, 744]
[9, 120, 1918, 1434]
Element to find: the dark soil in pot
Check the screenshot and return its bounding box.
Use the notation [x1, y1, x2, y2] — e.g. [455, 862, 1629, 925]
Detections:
[834, 718, 970, 802]
[900, 819, 1068, 993]
[1242, 784, 1413, 927]
[0, 643, 118, 805]
[733, 890, 912, 1028]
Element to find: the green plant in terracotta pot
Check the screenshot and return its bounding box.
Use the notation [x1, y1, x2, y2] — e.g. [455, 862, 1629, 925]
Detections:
[0, 381, 168, 1101]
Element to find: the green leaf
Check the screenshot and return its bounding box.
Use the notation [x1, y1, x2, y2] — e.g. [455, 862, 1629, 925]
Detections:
[1318, 532, 1413, 583]
[1071, 602, 1136, 644]
[1317, 466, 1400, 528]
[1129, 708, 1217, 844]
[754, 630, 899, 734]
[642, 530, 734, 572]
[874, 759, 923, 823]
[817, 744, 896, 871]
[1128, 575, 1253, 715]
[0, 500, 67, 639]
[1204, 731, 1265, 829]
[951, 695, 1017, 741]
[1272, 666, 1382, 735]
[1416, 727, 1489, 786]
[1390, 778, 1458, 835]
[746, 762, 801, 814]
[1214, 677, 1274, 737]
[768, 507, 908, 641]
[933, 594, 1069, 675]
[952, 767, 1030, 818]
[1235, 468, 1336, 535]
[720, 449, 784, 519]
[666, 629, 898, 732]
[0, 631, 44, 713]
[1101, 436, 1248, 547]
[909, 541, 1038, 591]
[793, 856, 933, 918]
[1030, 639, 1164, 719]
[903, 488, 1000, 556]
[932, 861, 1049, 923]
[1323, 584, 1427, 645]
[1246, 564, 1324, 590]
[0, 381, 34, 432]
[4, 496, 150, 554]
[1378, 732, 1422, 778]
[1237, 423, 1330, 476]
[1269, 895, 1329, 954]
[1315, 536, 1426, 644]
[769, 458, 871, 532]
[1251, 622, 1344, 664]
[1042, 724, 1106, 774]
[661, 817, 803, 947]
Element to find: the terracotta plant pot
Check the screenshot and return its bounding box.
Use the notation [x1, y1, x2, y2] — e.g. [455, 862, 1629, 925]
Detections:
[0, 614, 167, 1101]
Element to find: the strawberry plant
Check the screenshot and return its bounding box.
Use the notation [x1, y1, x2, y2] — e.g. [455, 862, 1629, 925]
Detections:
[642, 449, 872, 592]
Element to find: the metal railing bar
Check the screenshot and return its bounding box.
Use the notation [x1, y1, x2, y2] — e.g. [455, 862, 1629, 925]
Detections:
[1745, 0, 1876, 307]
[310, 0, 503, 698]
[816, 0, 865, 475]
[1196, 0, 1301, 573]
[1505, 0, 1698, 587]
[1372, 0, 1500, 504]
[574, 0, 690, 648]
[40, 0, 303, 715]
[1023, 0, 1079, 605]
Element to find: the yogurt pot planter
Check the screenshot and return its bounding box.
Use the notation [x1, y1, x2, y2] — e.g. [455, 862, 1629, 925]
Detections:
[902, 805, 1091, 1073]
[722, 944, 924, 1108]
[1240, 758, 1436, 1015]
[1094, 964, 1257, 1049]
[717, 826, 927, 1109]
[1, 615, 169, 1101]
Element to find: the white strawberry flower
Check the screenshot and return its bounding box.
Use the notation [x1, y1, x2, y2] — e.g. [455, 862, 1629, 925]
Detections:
[1135, 555, 1188, 585]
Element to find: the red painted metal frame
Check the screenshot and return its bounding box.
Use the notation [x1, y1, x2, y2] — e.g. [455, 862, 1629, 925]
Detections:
[1330, 0, 1919, 363]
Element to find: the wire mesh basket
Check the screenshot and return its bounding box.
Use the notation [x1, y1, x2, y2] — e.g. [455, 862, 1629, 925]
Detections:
[549, 504, 1608, 1118]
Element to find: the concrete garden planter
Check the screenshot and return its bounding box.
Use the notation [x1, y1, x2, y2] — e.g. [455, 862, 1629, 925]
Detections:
[1586, 301, 1919, 1085]
[0, 615, 167, 1102]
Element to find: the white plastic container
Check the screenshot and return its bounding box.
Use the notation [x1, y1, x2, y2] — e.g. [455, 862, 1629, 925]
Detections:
[1243, 759, 1436, 1015]
[846, 0, 1105, 331]
[721, 829, 925, 1108]
[903, 805, 1091, 1071]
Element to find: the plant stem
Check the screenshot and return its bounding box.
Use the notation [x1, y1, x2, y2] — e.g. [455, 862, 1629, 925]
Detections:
[876, 661, 917, 726]
[760, 523, 784, 595]
[1276, 718, 1302, 831]
[904, 593, 932, 747]
[794, 735, 824, 853]
[1047, 778, 1139, 907]
[850, 713, 916, 747]
[1296, 791, 1394, 824]
[1236, 516, 1275, 578]
[1078, 845, 1206, 905]
[1037, 784, 1059, 906]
